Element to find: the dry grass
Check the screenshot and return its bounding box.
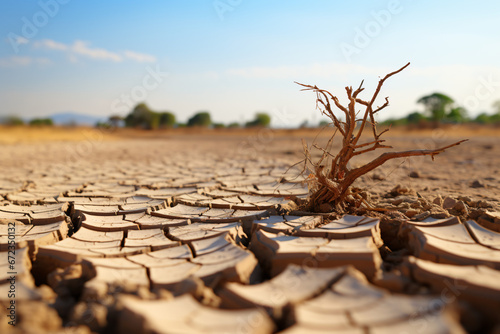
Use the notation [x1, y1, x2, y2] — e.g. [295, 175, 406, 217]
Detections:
[0, 126, 119, 144]
[0, 123, 498, 145]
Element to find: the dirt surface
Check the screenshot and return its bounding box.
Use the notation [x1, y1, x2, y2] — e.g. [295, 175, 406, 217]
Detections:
[0, 128, 499, 333]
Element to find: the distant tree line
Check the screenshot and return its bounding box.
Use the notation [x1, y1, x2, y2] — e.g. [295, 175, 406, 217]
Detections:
[121, 103, 176, 129]
[0, 116, 53, 126]
[3, 97, 499, 128]
[107, 103, 272, 129]
[381, 93, 500, 126]
[0, 103, 272, 129]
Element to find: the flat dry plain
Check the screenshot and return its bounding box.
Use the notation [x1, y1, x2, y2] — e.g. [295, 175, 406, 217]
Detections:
[1, 125, 499, 333]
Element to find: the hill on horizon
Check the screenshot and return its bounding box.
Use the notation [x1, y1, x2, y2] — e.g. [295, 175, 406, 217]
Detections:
[47, 112, 107, 126]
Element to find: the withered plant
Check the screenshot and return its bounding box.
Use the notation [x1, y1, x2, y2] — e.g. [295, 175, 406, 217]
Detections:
[296, 62, 466, 212]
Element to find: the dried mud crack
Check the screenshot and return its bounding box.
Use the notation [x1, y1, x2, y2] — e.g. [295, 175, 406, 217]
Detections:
[1, 138, 499, 333]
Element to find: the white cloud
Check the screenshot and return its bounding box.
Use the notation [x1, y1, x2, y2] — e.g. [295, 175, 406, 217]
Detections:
[34, 39, 68, 51]
[0, 56, 51, 68]
[13, 36, 29, 45]
[124, 50, 156, 63]
[27, 38, 157, 64]
[71, 40, 122, 62]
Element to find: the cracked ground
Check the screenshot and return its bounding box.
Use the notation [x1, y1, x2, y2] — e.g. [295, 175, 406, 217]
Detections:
[1, 130, 500, 333]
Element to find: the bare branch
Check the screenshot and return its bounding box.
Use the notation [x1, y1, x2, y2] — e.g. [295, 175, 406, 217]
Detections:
[297, 63, 467, 213]
[370, 62, 410, 107]
[377, 127, 391, 138]
[346, 140, 468, 186]
[353, 142, 392, 156]
[312, 144, 337, 160]
[355, 98, 369, 106]
[353, 80, 365, 98]
[373, 97, 390, 114]
[354, 139, 387, 149]
[355, 62, 411, 143]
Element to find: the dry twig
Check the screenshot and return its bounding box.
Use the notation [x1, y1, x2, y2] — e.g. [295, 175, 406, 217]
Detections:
[296, 62, 467, 212]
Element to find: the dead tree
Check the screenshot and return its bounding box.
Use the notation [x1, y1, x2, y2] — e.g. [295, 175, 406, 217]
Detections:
[296, 62, 467, 212]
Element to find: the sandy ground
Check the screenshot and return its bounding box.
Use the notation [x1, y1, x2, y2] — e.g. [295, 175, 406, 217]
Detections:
[0, 125, 499, 333]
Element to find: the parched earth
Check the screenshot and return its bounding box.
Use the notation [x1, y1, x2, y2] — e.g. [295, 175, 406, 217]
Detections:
[0, 131, 499, 334]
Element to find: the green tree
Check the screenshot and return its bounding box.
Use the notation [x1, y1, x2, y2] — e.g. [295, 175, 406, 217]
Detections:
[95, 121, 111, 129]
[29, 118, 53, 126]
[381, 118, 407, 126]
[447, 107, 467, 123]
[474, 112, 490, 124]
[187, 111, 212, 127]
[227, 122, 241, 128]
[319, 120, 330, 127]
[158, 112, 176, 128]
[108, 115, 123, 127]
[125, 103, 152, 128]
[407, 111, 426, 124]
[150, 112, 160, 130]
[213, 123, 225, 129]
[245, 112, 271, 127]
[474, 112, 500, 124]
[490, 100, 500, 123]
[1, 116, 24, 126]
[124, 104, 177, 129]
[490, 113, 500, 123]
[417, 93, 454, 122]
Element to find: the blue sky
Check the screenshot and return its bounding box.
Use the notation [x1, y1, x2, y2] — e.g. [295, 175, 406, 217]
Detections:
[1, 0, 499, 126]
